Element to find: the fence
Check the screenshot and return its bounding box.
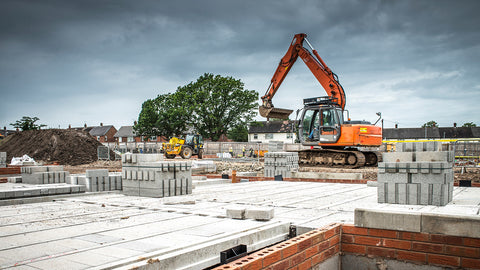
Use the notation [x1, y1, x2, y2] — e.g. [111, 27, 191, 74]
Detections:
[101, 140, 480, 167]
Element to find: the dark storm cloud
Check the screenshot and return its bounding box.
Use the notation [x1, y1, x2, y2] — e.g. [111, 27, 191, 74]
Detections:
[0, 0, 479, 129]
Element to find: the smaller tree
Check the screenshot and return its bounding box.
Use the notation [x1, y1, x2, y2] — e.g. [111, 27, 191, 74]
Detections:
[422, 120, 438, 128]
[228, 123, 249, 142]
[10, 116, 46, 131]
[462, 122, 476, 127]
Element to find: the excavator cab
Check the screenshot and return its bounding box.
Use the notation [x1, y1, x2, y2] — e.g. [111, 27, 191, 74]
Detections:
[298, 97, 343, 145]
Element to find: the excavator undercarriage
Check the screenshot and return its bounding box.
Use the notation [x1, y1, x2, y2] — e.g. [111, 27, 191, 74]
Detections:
[297, 149, 382, 168]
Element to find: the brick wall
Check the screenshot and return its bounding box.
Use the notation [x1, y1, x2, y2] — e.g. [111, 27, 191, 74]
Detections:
[213, 223, 480, 270]
[214, 223, 341, 270]
[342, 224, 480, 269]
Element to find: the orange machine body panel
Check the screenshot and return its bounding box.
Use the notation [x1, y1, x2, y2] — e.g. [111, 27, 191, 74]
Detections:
[319, 124, 382, 147]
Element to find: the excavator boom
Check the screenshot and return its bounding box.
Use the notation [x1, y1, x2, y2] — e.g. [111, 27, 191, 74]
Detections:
[260, 33, 346, 119]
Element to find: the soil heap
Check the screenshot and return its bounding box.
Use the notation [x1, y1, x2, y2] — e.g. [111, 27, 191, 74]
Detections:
[0, 129, 109, 165]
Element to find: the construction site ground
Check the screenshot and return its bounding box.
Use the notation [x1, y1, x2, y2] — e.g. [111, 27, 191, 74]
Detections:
[1, 180, 479, 269]
[61, 160, 480, 183]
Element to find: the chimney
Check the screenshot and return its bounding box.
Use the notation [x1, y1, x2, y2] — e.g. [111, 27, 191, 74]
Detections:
[84, 123, 87, 128]
[68, 124, 71, 129]
[395, 123, 398, 128]
[100, 123, 103, 127]
[453, 122, 457, 127]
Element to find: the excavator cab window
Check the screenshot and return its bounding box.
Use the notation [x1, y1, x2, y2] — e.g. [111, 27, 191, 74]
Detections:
[300, 107, 341, 144]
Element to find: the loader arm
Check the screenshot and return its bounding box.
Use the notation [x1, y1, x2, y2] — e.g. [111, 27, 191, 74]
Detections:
[260, 33, 346, 118]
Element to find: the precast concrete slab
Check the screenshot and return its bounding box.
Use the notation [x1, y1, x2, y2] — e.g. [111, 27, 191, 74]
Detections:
[0, 181, 479, 269]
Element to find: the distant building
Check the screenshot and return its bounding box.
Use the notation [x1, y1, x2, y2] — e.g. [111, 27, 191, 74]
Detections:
[0, 127, 16, 139]
[248, 120, 297, 143]
[114, 126, 166, 143]
[383, 127, 480, 140]
[88, 124, 117, 143]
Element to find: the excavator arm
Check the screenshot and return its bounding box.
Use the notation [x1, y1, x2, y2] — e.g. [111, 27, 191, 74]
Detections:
[260, 33, 346, 119]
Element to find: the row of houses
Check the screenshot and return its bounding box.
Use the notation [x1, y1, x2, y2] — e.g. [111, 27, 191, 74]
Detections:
[1, 121, 479, 144]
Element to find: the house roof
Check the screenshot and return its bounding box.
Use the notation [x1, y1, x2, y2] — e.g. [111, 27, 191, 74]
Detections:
[383, 127, 480, 140]
[89, 125, 115, 136]
[114, 126, 137, 137]
[248, 121, 297, 134]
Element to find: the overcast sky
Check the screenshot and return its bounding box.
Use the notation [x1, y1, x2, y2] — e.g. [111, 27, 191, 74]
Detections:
[1, 0, 479, 130]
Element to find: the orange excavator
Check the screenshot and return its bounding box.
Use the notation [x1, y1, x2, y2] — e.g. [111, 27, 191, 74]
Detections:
[259, 33, 382, 167]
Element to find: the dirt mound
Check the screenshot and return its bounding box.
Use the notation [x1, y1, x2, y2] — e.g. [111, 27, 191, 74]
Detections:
[0, 129, 109, 165]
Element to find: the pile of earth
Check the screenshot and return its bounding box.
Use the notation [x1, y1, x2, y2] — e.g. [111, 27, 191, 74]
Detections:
[0, 129, 111, 165]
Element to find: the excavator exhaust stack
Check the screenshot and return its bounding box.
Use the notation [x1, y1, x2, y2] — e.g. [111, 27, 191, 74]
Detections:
[259, 106, 293, 119]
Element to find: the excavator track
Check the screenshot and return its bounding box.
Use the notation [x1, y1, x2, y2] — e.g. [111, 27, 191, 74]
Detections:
[297, 149, 380, 168]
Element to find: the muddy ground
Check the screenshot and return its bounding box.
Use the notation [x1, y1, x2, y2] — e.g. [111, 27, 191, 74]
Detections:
[63, 159, 480, 182]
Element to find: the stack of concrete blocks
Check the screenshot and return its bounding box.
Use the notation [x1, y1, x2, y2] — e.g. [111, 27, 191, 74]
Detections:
[121, 153, 192, 198]
[264, 152, 299, 178]
[69, 170, 122, 192]
[268, 141, 284, 152]
[0, 152, 6, 168]
[21, 166, 70, 185]
[378, 141, 454, 206]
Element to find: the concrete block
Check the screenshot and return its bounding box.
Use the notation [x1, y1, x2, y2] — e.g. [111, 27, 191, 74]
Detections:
[407, 183, 420, 205]
[226, 206, 246, 219]
[355, 208, 422, 232]
[245, 207, 274, 221]
[377, 183, 386, 203]
[421, 213, 480, 238]
[416, 151, 454, 162]
[382, 152, 414, 162]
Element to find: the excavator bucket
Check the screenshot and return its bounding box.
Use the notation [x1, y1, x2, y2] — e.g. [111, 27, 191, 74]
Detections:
[259, 105, 293, 119]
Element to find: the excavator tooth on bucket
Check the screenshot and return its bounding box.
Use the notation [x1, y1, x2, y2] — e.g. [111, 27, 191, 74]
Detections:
[259, 106, 293, 119]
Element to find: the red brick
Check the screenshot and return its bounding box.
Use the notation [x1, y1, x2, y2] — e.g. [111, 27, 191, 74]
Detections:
[428, 254, 460, 267]
[290, 251, 306, 266]
[367, 246, 396, 259]
[288, 266, 298, 270]
[311, 252, 325, 265]
[430, 234, 463, 245]
[342, 234, 354, 244]
[305, 245, 319, 259]
[369, 228, 397, 239]
[317, 240, 330, 251]
[412, 242, 444, 253]
[342, 244, 366, 255]
[396, 250, 427, 263]
[398, 231, 430, 242]
[445, 245, 480, 258]
[324, 225, 340, 239]
[271, 259, 290, 270]
[461, 258, 480, 269]
[383, 239, 412, 250]
[342, 224, 369, 236]
[297, 236, 313, 251]
[298, 259, 311, 270]
[281, 243, 298, 259]
[239, 254, 263, 270]
[324, 246, 338, 259]
[355, 235, 383, 246]
[215, 262, 242, 270]
[262, 249, 282, 267]
[464, 237, 480, 248]
[310, 231, 326, 245]
[329, 234, 340, 246]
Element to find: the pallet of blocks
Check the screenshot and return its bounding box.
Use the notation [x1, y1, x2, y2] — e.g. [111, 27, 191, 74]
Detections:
[264, 152, 299, 178]
[377, 141, 454, 206]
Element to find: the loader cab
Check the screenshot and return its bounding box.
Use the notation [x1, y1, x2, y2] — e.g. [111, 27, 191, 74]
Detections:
[184, 134, 204, 155]
[298, 97, 343, 145]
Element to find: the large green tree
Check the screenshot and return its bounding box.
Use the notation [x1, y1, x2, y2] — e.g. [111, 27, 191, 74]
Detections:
[422, 120, 438, 128]
[10, 116, 46, 131]
[135, 73, 258, 141]
[462, 122, 476, 127]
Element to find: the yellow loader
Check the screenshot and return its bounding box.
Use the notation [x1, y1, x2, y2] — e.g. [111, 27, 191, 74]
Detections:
[162, 134, 204, 159]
